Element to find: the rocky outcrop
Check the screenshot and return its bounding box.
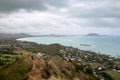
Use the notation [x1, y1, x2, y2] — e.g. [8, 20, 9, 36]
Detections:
[27, 56, 95, 80]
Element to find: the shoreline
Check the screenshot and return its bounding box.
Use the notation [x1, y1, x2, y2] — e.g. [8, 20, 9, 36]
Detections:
[17, 37, 118, 57]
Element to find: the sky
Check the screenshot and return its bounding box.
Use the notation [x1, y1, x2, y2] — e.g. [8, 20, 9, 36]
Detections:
[0, 0, 120, 35]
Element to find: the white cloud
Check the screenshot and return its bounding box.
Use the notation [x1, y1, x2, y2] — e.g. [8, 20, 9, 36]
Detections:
[0, 0, 120, 35]
[0, 11, 81, 34]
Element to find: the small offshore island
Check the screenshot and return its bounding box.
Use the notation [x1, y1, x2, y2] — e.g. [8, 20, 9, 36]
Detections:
[80, 44, 92, 46]
[0, 33, 120, 80]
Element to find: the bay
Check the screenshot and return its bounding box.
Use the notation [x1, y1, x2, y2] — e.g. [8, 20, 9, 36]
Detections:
[18, 36, 120, 57]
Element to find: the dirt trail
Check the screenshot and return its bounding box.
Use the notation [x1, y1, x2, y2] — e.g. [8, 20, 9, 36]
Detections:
[28, 56, 46, 80]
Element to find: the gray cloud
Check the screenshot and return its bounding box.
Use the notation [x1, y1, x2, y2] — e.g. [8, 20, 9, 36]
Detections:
[0, 0, 120, 35]
[0, 0, 69, 13]
[69, 8, 120, 18]
[77, 18, 120, 28]
[42, 0, 68, 7]
[66, 0, 120, 18]
[0, 0, 46, 12]
[0, 0, 120, 18]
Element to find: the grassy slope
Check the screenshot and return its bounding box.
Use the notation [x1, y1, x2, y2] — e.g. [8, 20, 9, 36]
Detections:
[106, 71, 120, 80]
[0, 56, 97, 80]
[0, 56, 33, 80]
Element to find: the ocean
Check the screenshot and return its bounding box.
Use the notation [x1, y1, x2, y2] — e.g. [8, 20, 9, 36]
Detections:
[18, 36, 120, 57]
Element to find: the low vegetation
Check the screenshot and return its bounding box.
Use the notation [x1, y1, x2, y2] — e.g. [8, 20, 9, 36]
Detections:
[0, 56, 33, 80]
[106, 71, 120, 80]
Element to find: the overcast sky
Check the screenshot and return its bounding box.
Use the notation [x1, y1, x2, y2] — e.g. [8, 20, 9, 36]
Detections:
[0, 0, 120, 35]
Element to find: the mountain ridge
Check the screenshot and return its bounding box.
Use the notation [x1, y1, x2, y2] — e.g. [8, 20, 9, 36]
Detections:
[0, 55, 97, 80]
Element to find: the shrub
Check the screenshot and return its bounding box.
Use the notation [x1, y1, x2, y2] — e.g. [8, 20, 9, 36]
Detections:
[75, 64, 84, 72]
[100, 72, 113, 80]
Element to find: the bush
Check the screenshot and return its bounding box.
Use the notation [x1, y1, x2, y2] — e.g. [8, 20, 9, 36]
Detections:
[100, 72, 113, 80]
[75, 64, 84, 72]
[85, 67, 93, 74]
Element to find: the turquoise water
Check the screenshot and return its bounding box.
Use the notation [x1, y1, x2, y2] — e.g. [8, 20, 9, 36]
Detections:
[18, 36, 120, 57]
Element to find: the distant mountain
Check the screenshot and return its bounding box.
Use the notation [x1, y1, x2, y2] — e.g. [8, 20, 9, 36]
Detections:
[0, 33, 33, 39]
[85, 33, 107, 36]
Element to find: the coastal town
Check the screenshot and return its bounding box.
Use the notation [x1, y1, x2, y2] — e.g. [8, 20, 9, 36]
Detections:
[36, 46, 120, 80]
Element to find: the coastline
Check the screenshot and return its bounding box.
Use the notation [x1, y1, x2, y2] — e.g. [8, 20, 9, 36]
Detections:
[17, 37, 113, 58]
[17, 36, 120, 57]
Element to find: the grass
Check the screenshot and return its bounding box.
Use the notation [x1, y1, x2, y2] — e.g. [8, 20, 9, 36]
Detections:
[0, 45, 11, 47]
[0, 52, 32, 65]
[51, 55, 63, 61]
[0, 54, 21, 65]
[106, 71, 120, 80]
[0, 56, 33, 80]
